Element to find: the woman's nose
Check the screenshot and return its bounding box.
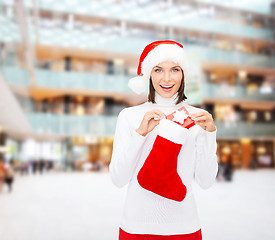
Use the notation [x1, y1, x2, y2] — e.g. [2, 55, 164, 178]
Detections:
[163, 71, 171, 82]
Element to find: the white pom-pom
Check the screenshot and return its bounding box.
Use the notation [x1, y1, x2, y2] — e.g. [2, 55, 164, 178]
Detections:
[128, 76, 147, 94]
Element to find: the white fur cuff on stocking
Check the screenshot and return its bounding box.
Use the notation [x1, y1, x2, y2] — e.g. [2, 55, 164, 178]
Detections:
[157, 118, 189, 145]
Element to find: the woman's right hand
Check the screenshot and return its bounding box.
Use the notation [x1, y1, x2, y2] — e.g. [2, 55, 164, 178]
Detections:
[136, 110, 166, 136]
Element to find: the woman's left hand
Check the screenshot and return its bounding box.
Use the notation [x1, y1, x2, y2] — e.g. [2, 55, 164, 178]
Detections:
[190, 111, 216, 132]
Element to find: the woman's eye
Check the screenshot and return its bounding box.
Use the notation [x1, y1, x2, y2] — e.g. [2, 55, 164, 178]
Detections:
[155, 69, 162, 73]
[172, 68, 179, 72]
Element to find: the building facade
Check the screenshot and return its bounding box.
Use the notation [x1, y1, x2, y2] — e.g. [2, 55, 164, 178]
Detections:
[0, 0, 275, 170]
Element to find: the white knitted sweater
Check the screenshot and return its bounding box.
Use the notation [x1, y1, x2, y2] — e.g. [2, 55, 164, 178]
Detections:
[109, 92, 218, 235]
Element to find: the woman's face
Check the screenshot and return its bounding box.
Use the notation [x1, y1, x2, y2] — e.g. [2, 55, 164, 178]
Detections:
[150, 61, 183, 98]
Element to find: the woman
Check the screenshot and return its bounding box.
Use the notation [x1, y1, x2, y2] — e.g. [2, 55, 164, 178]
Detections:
[109, 40, 218, 239]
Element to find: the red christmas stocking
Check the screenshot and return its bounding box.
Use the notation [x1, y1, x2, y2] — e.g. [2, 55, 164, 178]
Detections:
[137, 106, 195, 202]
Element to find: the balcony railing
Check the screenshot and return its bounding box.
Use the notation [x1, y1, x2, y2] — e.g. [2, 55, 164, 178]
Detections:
[26, 113, 275, 138]
[1, 15, 275, 68]
[21, 1, 274, 41]
[215, 122, 275, 138]
[2, 66, 274, 102]
[1, 66, 31, 85]
[197, 0, 273, 15]
[27, 113, 118, 136]
[35, 69, 131, 93]
[202, 82, 275, 101]
[193, 46, 275, 69]
[1, 6, 274, 50]
[1, 66, 132, 93]
[0, 0, 272, 17]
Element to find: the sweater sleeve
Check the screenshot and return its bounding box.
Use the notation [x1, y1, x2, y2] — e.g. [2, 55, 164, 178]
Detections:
[194, 129, 218, 189]
[109, 109, 147, 188]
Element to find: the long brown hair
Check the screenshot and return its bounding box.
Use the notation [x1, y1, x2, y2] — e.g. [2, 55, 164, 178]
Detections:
[148, 72, 187, 104]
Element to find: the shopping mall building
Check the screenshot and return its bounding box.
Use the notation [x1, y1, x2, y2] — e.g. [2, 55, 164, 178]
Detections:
[0, 0, 275, 171]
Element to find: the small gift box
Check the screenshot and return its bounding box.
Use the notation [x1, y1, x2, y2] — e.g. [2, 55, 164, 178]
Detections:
[166, 106, 195, 129]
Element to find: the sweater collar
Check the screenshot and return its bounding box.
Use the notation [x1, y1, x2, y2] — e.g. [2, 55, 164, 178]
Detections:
[154, 92, 178, 107]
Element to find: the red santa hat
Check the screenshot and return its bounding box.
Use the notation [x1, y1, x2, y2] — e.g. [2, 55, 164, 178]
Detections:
[128, 40, 189, 94]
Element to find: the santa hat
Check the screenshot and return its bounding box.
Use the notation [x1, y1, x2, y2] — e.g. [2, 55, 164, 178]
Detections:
[128, 40, 189, 94]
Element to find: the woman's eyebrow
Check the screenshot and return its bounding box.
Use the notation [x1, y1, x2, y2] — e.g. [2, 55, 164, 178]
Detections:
[171, 65, 181, 68]
[154, 65, 180, 69]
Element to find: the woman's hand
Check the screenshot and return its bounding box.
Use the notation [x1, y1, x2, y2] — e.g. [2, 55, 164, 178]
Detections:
[190, 111, 216, 132]
[136, 110, 166, 136]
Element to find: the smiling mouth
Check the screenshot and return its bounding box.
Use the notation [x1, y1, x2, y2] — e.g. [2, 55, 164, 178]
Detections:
[160, 84, 175, 89]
